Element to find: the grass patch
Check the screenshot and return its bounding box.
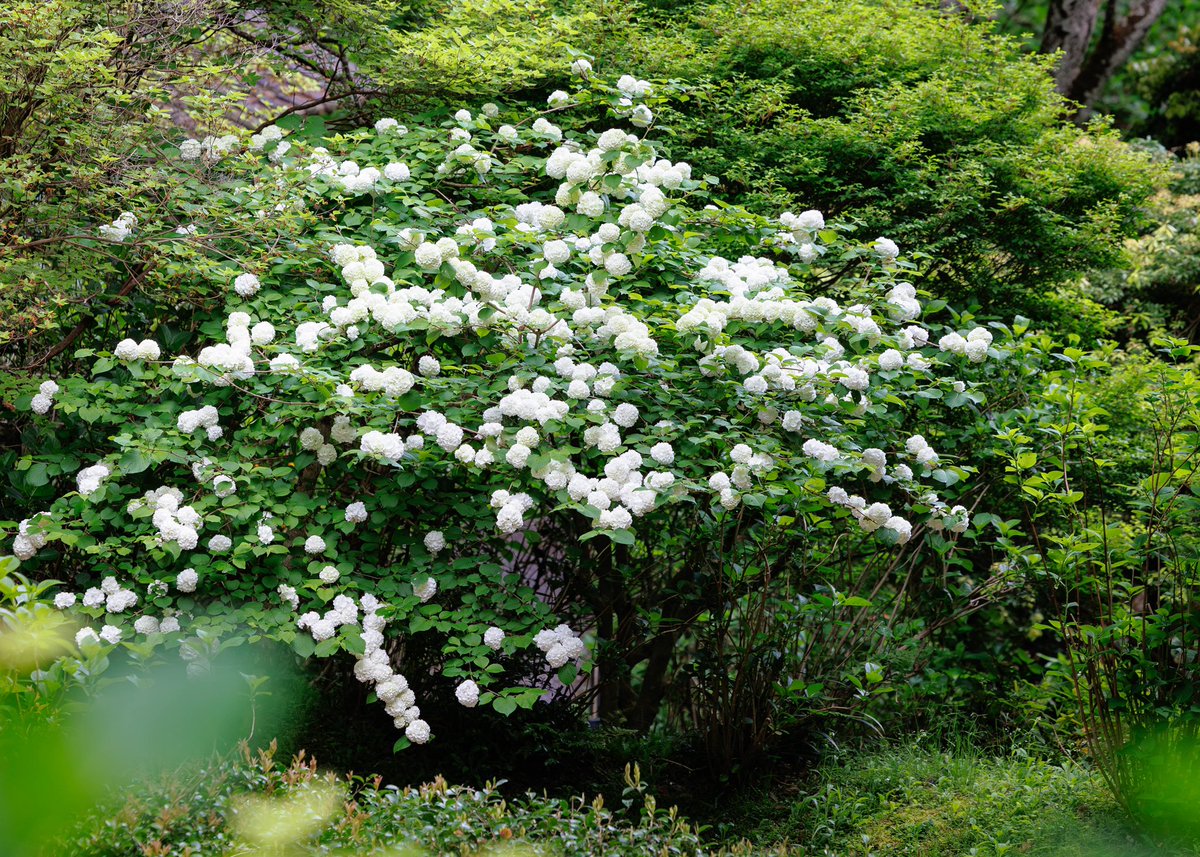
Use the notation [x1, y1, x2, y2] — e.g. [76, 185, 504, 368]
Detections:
[721, 738, 1199, 855]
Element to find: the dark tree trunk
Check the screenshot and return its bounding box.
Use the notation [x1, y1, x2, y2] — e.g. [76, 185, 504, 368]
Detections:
[1040, 0, 1169, 111]
[1068, 0, 1169, 107]
[1040, 0, 1104, 92]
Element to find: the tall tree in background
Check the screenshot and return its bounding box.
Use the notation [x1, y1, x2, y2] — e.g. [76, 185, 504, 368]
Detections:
[1040, 0, 1169, 110]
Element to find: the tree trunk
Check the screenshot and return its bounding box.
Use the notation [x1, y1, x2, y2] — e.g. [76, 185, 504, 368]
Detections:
[1040, 0, 1169, 111]
[1068, 0, 1169, 107]
[1040, 0, 1104, 93]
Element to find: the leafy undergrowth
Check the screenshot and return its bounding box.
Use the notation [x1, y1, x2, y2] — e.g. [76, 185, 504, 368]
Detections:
[60, 738, 1200, 856]
[721, 740, 1200, 856]
[64, 740, 760, 856]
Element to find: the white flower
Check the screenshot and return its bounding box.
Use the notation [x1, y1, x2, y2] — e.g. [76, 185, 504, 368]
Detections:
[75, 627, 100, 648]
[31, 393, 54, 414]
[604, 253, 632, 277]
[874, 237, 900, 260]
[345, 501, 368, 523]
[76, 463, 111, 497]
[424, 530, 446, 554]
[455, 679, 480, 707]
[418, 355, 441, 377]
[649, 442, 674, 465]
[105, 589, 137, 613]
[413, 576, 437, 602]
[384, 162, 410, 181]
[233, 273, 261, 297]
[612, 403, 639, 427]
[570, 58, 592, 76]
[405, 719, 430, 743]
[208, 534, 232, 553]
[54, 592, 77, 609]
[176, 568, 199, 592]
[304, 535, 327, 555]
[484, 626, 505, 650]
[319, 566, 340, 584]
[414, 242, 443, 271]
[548, 90, 570, 107]
[99, 625, 123, 645]
[134, 616, 160, 635]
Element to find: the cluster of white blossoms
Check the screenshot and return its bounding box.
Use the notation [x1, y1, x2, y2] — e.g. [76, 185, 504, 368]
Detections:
[30, 380, 59, 415]
[179, 134, 239, 161]
[175, 311, 263, 384]
[81, 576, 138, 613]
[98, 211, 137, 243]
[938, 327, 994, 363]
[177, 405, 221, 439]
[129, 485, 204, 550]
[353, 594, 429, 743]
[12, 512, 51, 560]
[929, 504, 972, 534]
[114, 338, 162, 362]
[76, 463, 111, 497]
[297, 593, 358, 642]
[534, 625, 587, 669]
[248, 124, 285, 152]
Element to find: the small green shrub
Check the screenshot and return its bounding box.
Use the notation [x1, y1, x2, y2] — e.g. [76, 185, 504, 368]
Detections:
[64, 741, 737, 856]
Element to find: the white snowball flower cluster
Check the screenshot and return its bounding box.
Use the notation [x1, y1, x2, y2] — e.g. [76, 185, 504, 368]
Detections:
[81, 576, 138, 613]
[351, 594, 427, 739]
[455, 679, 480, 707]
[114, 338, 161, 361]
[175, 567, 199, 593]
[277, 583, 300, 609]
[905, 435, 940, 469]
[929, 504, 971, 534]
[304, 535, 327, 555]
[344, 501, 368, 524]
[30, 380, 59, 415]
[297, 593, 358, 642]
[177, 405, 221, 439]
[424, 530, 446, 554]
[233, 273, 261, 298]
[874, 236, 900, 261]
[11, 512, 51, 560]
[134, 485, 203, 550]
[76, 464, 111, 497]
[534, 625, 586, 669]
[98, 211, 136, 242]
[248, 124, 284, 151]
[189, 313, 258, 384]
[938, 327, 994, 363]
[490, 489, 535, 534]
[98, 625, 123, 645]
[484, 626, 505, 650]
[413, 576, 438, 603]
[179, 134, 239, 160]
[360, 430, 406, 464]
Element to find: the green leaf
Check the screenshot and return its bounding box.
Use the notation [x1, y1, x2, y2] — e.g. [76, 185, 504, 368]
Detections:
[119, 449, 150, 475]
[492, 696, 518, 716]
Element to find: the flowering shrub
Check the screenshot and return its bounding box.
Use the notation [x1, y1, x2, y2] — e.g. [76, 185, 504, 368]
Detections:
[4, 66, 1011, 755]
